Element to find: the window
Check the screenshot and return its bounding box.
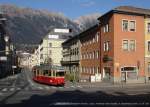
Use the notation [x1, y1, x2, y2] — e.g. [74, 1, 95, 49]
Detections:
[103, 24, 109, 33]
[83, 67, 85, 73]
[104, 41, 110, 52]
[122, 40, 136, 51]
[123, 40, 128, 51]
[104, 42, 106, 51]
[106, 41, 110, 51]
[40, 54, 43, 59]
[130, 40, 136, 51]
[49, 50, 52, 55]
[92, 52, 95, 59]
[148, 63, 150, 73]
[81, 67, 83, 73]
[89, 52, 92, 59]
[93, 37, 95, 43]
[90, 40, 92, 44]
[93, 67, 95, 74]
[147, 23, 150, 33]
[106, 24, 109, 32]
[97, 67, 100, 74]
[96, 51, 99, 59]
[49, 43, 52, 47]
[148, 41, 150, 52]
[86, 53, 88, 59]
[96, 32, 99, 42]
[122, 20, 128, 31]
[129, 21, 136, 31]
[90, 67, 92, 74]
[103, 26, 106, 33]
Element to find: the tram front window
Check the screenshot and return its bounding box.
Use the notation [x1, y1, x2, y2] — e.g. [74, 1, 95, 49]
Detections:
[56, 72, 64, 77]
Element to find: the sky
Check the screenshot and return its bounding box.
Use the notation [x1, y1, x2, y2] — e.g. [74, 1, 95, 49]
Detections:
[0, 0, 150, 19]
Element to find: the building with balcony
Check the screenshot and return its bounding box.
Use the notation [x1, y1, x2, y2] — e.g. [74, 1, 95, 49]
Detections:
[61, 25, 101, 82]
[61, 35, 80, 81]
[80, 25, 101, 82]
[144, 15, 150, 82]
[28, 28, 72, 68]
[98, 6, 145, 83]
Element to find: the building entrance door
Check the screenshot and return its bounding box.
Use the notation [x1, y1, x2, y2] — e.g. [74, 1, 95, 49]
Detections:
[121, 72, 126, 82]
[121, 66, 137, 82]
[104, 67, 111, 81]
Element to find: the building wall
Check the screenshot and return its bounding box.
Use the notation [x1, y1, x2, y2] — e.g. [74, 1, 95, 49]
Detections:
[144, 18, 150, 81]
[80, 26, 101, 82]
[40, 38, 64, 66]
[100, 14, 114, 82]
[62, 38, 80, 82]
[51, 39, 64, 66]
[113, 13, 145, 83]
[100, 13, 145, 83]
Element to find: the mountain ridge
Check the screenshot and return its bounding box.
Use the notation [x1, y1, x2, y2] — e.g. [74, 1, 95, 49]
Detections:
[0, 4, 100, 50]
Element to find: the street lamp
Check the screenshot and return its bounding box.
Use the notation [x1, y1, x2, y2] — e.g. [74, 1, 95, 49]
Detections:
[4, 35, 9, 55]
[4, 35, 9, 42]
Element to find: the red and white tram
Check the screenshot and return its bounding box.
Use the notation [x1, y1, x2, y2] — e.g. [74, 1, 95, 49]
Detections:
[32, 65, 65, 86]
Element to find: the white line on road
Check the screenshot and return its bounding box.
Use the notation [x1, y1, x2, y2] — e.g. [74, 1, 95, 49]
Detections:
[2, 88, 8, 92]
[38, 87, 43, 90]
[16, 87, 21, 90]
[50, 102, 150, 106]
[65, 86, 69, 88]
[25, 87, 29, 90]
[58, 87, 63, 89]
[70, 86, 75, 88]
[45, 86, 50, 90]
[10, 87, 15, 91]
[0, 92, 3, 96]
[51, 86, 56, 89]
[77, 85, 82, 88]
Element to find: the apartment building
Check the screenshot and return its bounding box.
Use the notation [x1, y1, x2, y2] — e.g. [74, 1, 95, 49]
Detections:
[80, 25, 101, 82]
[38, 28, 71, 66]
[61, 25, 101, 82]
[98, 6, 145, 83]
[144, 16, 150, 82]
[61, 35, 80, 81]
[0, 12, 14, 78]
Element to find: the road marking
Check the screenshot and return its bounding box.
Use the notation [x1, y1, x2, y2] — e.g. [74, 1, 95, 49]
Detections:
[0, 92, 3, 96]
[25, 87, 29, 90]
[2, 88, 8, 92]
[10, 87, 15, 91]
[16, 87, 21, 90]
[45, 86, 50, 90]
[51, 86, 56, 89]
[50, 102, 149, 106]
[38, 87, 43, 90]
[58, 87, 63, 89]
[70, 86, 75, 88]
[77, 85, 82, 88]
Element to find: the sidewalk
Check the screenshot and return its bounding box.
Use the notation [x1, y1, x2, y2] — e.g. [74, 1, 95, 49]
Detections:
[0, 74, 18, 81]
[65, 81, 150, 88]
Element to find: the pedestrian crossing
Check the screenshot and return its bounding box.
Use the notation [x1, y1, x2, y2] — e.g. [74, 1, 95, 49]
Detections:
[0, 87, 21, 93]
[0, 85, 83, 94]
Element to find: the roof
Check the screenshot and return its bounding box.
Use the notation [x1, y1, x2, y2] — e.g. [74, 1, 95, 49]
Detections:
[62, 24, 98, 45]
[34, 64, 64, 71]
[114, 6, 150, 16]
[98, 6, 150, 20]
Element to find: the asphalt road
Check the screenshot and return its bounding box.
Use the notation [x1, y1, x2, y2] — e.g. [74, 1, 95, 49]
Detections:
[0, 68, 150, 107]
